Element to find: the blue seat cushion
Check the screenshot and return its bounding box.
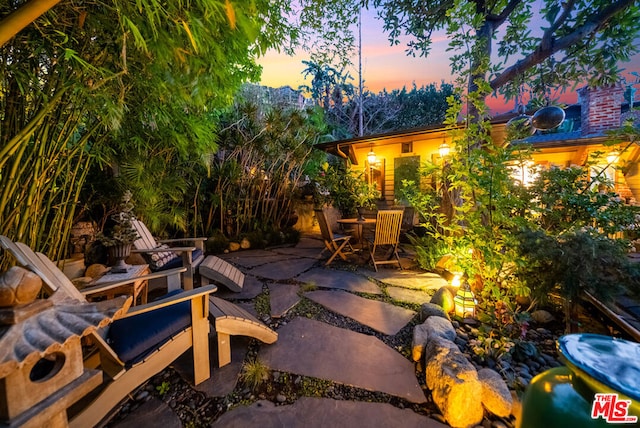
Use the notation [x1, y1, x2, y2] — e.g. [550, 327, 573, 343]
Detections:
[156, 249, 203, 271]
[108, 290, 191, 365]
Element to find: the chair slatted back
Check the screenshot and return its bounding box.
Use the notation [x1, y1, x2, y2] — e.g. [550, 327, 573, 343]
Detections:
[314, 209, 335, 243]
[131, 219, 158, 250]
[0, 235, 85, 302]
[373, 210, 403, 246]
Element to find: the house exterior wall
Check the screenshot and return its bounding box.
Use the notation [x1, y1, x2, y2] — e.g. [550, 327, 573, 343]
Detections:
[325, 86, 637, 206]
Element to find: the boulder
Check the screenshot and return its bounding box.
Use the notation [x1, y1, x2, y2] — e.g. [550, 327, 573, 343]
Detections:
[510, 389, 523, 425]
[478, 368, 513, 417]
[425, 337, 484, 427]
[229, 242, 241, 252]
[424, 315, 456, 342]
[412, 324, 429, 362]
[430, 286, 456, 314]
[530, 309, 555, 324]
[240, 238, 251, 249]
[419, 302, 450, 322]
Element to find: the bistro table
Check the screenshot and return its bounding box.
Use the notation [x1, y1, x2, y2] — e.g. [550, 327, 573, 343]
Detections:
[336, 217, 377, 249]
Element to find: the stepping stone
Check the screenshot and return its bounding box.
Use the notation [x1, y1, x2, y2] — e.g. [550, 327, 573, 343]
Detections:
[236, 301, 258, 319]
[387, 286, 433, 305]
[304, 290, 416, 335]
[221, 250, 291, 268]
[296, 268, 382, 295]
[211, 397, 447, 428]
[273, 246, 323, 259]
[296, 236, 326, 249]
[269, 283, 301, 318]
[260, 317, 426, 403]
[112, 397, 181, 428]
[215, 274, 263, 300]
[251, 258, 317, 281]
[363, 268, 447, 291]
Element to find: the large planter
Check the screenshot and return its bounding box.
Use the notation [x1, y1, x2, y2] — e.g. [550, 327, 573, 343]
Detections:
[520, 334, 639, 427]
[107, 243, 132, 273]
[56, 255, 86, 280]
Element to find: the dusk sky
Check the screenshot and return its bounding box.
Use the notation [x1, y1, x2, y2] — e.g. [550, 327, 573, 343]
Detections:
[257, 8, 640, 114]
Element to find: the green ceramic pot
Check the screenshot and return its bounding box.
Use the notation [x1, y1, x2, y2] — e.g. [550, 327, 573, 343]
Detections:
[519, 334, 639, 428]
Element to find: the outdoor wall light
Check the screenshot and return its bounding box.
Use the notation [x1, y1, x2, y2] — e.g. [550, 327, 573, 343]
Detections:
[438, 141, 450, 158]
[367, 144, 377, 165]
[454, 278, 477, 318]
[607, 150, 620, 165]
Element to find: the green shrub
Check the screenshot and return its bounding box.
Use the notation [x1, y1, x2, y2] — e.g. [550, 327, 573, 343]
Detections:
[206, 230, 229, 254]
[241, 359, 270, 391]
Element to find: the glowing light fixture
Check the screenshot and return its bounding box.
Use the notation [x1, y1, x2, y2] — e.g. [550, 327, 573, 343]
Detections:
[607, 150, 620, 165]
[453, 278, 477, 318]
[451, 273, 462, 288]
[367, 144, 377, 165]
[439, 141, 451, 158]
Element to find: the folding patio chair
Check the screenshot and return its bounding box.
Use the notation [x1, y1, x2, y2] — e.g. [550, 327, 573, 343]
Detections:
[368, 210, 404, 271]
[314, 208, 354, 266]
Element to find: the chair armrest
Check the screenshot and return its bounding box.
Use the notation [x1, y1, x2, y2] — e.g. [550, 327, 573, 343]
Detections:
[159, 237, 206, 251]
[158, 237, 207, 244]
[131, 246, 197, 254]
[121, 284, 217, 317]
[81, 267, 187, 298]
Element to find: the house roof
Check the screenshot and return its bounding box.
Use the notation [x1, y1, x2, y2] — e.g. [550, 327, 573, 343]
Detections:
[315, 100, 634, 159]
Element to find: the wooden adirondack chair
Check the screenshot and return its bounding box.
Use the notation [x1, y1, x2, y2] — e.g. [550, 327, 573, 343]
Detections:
[0, 236, 216, 428]
[368, 210, 404, 271]
[314, 208, 354, 266]
[131, 219, 207, 290]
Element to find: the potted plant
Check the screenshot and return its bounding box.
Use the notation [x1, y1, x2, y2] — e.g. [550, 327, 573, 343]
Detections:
[353, 180, 381, 220]
[96, 190, 140, 273]
[316, 161, 380, 218]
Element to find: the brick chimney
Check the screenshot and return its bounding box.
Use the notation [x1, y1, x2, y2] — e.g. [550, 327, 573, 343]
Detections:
[577, 85, 624, 136]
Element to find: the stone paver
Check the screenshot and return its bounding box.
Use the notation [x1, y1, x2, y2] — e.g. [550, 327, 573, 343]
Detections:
[296, 268, 382, 295]
[211, 397, 447, 428]
[295, 236, 326, 249]
[272, 246, 323, 259]
[268, 283, 301, 318]
[260, 317, 426, 403]
[364, 268, 448, 291]
[112, 397, 182, 428]
[250, 258, 317, 281]
[304, 290, 416, 335]
[387, 286, 433, 305]
[215, 274, 263, 300]
[221, 250, 293, 268]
